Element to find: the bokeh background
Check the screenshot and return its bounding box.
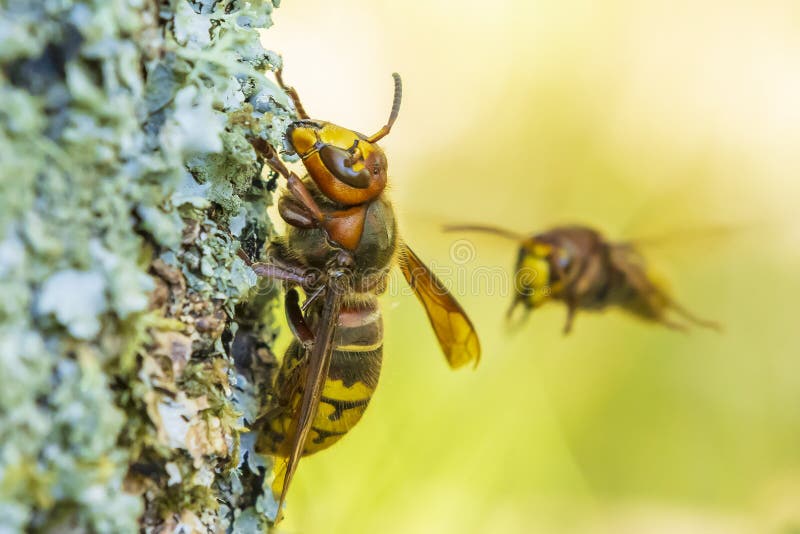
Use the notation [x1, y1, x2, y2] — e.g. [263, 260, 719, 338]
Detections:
[262, 2, 800, 532]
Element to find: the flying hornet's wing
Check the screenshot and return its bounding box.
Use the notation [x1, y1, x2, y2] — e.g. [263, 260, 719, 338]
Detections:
[271, 282, 343, 522]
[609, 243, 721, 332]
[398, 241, 481, 369]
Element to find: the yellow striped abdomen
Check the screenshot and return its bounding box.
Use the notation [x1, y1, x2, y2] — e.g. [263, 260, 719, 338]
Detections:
[259, 296, 383, 456]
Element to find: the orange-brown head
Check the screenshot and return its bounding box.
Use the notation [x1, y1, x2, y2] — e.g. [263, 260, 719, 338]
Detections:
[285, 73, 402, 206]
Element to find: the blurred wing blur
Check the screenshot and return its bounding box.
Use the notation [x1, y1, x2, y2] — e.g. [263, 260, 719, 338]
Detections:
[398, 242, 481, 369]
[624, 223, 751, 251]
[608, 244, 663, 304]
[609, 243, 721, 331]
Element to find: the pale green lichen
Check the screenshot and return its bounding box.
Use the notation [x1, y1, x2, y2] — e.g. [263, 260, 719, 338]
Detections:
[0, 0, 291, 531]
[36, 268, 110, 339]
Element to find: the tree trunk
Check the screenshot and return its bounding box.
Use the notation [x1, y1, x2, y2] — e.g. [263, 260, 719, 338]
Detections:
[0, 1, 291, 531]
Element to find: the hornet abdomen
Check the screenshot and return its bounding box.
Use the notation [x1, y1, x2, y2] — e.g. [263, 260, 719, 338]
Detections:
[259, 296, 383, 456]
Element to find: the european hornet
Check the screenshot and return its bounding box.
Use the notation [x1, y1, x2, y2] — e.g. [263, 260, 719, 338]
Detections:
[444, 224, 720, 334]
[248, 69, 481, 519]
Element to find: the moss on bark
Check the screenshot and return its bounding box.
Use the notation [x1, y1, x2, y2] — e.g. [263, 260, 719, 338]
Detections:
[0, 1, 292, 531]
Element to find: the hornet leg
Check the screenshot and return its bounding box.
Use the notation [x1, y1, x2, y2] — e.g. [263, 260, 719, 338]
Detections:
[563, 301, 577, 335]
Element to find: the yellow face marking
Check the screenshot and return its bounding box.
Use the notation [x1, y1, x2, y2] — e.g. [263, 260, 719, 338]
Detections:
[288, 125, 318, 157]
[291, 123, 360, 157]
[516, 253, 552, 307]
[289, 121, 387, 205]
[290, 124, 339, 153]
[531, 243, 553, 257]
[291, 122, 381, 164]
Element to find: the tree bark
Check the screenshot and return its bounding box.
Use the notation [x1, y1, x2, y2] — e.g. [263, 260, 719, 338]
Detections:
[0, 1, 291, 531]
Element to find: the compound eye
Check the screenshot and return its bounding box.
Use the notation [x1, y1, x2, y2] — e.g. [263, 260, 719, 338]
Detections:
[556, 250, 571, 269]
[553, 249, 573, 281]
[319, 144, 371, 189]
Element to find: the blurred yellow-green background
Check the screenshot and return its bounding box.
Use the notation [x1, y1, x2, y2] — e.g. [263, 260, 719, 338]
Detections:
[263, 2, 800, 532]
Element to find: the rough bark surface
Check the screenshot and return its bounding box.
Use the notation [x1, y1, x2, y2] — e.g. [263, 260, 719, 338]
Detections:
[0, 1, 292, 531]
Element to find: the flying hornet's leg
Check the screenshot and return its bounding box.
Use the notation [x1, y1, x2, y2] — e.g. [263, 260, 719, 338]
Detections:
[563, 301, 577, 335]
[275, 66, 310, 120]
[668, 300, 723, 332]
[660, 318, 689, 332]
[506, 295, 523, 321]
[504, 295, 531, 334]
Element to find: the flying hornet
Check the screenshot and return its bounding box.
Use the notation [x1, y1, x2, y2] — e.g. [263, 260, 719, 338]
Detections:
[444, 224, 720, 334]
[246, 68, 481, 521]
